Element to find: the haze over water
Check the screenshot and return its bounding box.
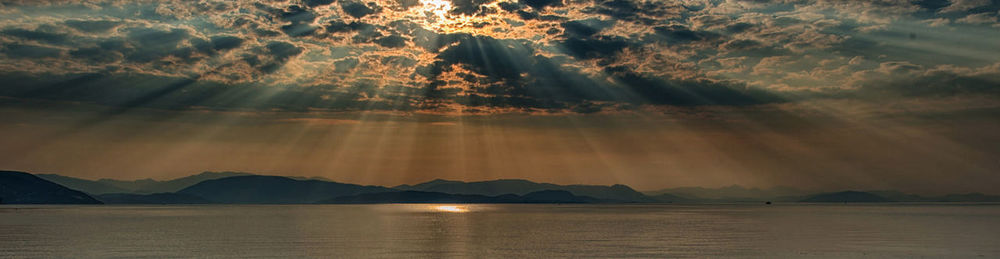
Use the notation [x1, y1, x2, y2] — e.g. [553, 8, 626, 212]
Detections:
[2, 204, 998, 258]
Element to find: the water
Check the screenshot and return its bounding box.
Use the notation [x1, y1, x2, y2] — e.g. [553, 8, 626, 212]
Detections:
[1, 204, 998, 258]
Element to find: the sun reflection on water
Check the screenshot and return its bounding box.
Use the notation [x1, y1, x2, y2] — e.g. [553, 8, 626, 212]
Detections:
[432, 205, 469, 213]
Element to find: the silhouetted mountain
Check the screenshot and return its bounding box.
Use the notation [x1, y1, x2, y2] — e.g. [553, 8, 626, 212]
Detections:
[650, 193, 693, 203]
[37, 171, 253, 194]
[647, 185, 807, 201]
[96, 193, 213, 204]
[520, 190, 600, 203]
[0, 171, 102, 204]
[935, 193, 1000, 202]
[37, 174, 133, 194]
[98, 171, 254, 193]
[287, 176, 335, 181]
[19, 171, 1000, 204]
[396, 179, 653, 202]
[319, 190, 598, 204]
[800, 191, 891, 203]
[320, 191, 514, 204]
[394, 179, 464, 190]
[178, 175, 393, 204]
[868, 190, 932, 202]
[838, 191, 1000, 203]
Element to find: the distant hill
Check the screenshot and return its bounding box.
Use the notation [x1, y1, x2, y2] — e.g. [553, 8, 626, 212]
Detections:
[646, 185, 807, 201]
[800, 191, 892, 203]
[935, 193, 1000, 202]
[96, 193, 213, 204]
[17, 171, 1000, 204]
[867, 190, 931, 202]
[650, 193, 693, 203]
[0, 171, 102, 204]
[320, 191, 515, 204]
[178, 175, 394, 204]
[37, 174, 132, 194]
[395, 179, 654, 202]
[520, 190, 601, 203]
[319, 190, 598, 204]
[37, 171, 253, 194]
[809, 191, 1000, 203]
[97, 171, 254, 194]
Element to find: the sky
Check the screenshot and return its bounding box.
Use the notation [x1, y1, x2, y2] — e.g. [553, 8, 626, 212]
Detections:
[0, 0, 998, 194]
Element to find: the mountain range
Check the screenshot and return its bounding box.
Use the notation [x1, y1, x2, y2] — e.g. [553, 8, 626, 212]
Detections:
[394, 179, 654, 202]
[644, 185, 809, 201]
[320, 190, 599, 204]
[176, 175, 394, 204]
[38, 171, 252, 194]
[0, 171, 102, 204]
[4, 170, 1000, 205]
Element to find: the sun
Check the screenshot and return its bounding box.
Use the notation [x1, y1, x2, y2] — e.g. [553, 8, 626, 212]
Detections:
[419, 0, 453, 23]
[413, 0, 500, 34]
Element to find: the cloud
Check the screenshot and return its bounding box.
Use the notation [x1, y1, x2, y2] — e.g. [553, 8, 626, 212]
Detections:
[341, 1, 381, 18]
[520, 0, 562, 10]
[856, 62, 1000, 97]
[2, 28, 70, 45]
[64, 19, 121, 33]
[450, 0, 495, 15]
[0, 0, 996, 114]
[249, 41, 304, 74]
[955, 12, 999, 24]
[1, 43, 63, 59]
[940, 0, 993, 13]
[0, 71, 418, 112]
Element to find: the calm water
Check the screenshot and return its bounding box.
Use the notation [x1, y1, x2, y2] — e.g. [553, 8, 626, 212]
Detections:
[1, 204, 998, 258]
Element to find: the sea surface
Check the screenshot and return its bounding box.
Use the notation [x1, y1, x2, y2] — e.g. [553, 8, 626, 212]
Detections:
[1, 204, 998, 258]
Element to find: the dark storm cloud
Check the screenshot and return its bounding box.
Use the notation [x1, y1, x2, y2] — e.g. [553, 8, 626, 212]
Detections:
[341, 1, 381, 18]
[424, 34, 615, 110]
[397, 0, 421, 9]
[281, 23, 320, 37]
[1, 43, 63, 59]
[327, 20, 373, 33]
[246, 41, 304, 74]
[64, 20, 121, 33]
[558, 36, 632, 60]
[424, 34, 784, 111]
[725, 22, 754, 33]
[304, 0, 336, 7]
[209, 36, 244, 51]
[913, 0, 952, 11]
[0, 71, 417, 112]
[2, 28, 70, 45]
[325, 19, 385, 44]
[555, 19, 633, 61]
[650, 25, 721, 44]
[560, 19, 614, 37]
[264, 4, 321, 37]
[582, 0, 681, 24]
[450, 0, 496, 15]
[279, 5, 318, 23]
[374, 34, 408, 48]
[520, 0, 562, 9]
[335, 58, 360, 73]
[122, 27, 197, 63]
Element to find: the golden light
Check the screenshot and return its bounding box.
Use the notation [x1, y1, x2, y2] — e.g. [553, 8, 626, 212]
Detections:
[432, 205, 469, 213]
[413, 0, 501, 34]
[419, 0, 452, 24]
